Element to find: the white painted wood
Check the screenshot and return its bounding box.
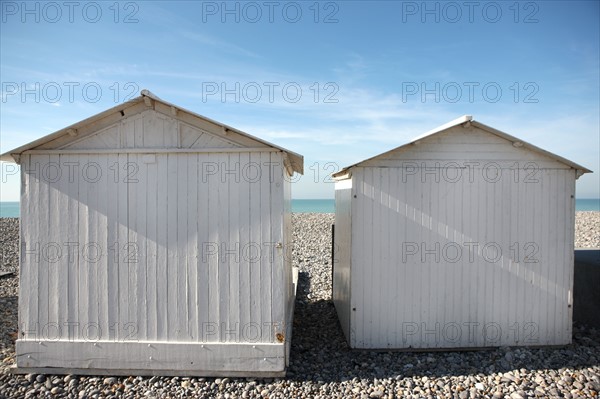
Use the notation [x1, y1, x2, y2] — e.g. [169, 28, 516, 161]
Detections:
[36, 155, 50, 339]
[11, 366, 286, 378]
[166, 153, 178, 341]
[271, 152, 286, 343]
[11, 365, 286, 378]
[187, 153, 199, 341]
[96, 154, 109, 341]
[260, 152, 273, 342]
[249, 152, 263, 334]
[333, 178, 352, 340]
[16, 340, 286, 373]
[155, 154, 168, 341]
[238, 152, 251, 342]
[18, 155, 32, 339]
[334, 124, 581, 349]
[16, 100, 300, 375]
[146, 153, 159, 341]
[106, 153, 119, 342]
[176, 153, 189, 341]
[25, 148, 277, 155]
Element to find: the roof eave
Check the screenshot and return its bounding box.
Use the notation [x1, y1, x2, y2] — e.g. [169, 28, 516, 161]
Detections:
[1, 90, 304, 174]
[0, 95, 145, 163]
[471, 121, 593, 175]
[332, 115, 593, 177]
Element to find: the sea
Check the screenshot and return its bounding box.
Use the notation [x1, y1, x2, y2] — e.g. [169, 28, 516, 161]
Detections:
[1, 199, 598, 217]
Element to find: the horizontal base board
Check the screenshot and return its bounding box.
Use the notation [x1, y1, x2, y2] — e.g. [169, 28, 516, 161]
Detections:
[347, 343, 570, 352]
[16, 340, 286, 376]
[10, 365, 286, 378]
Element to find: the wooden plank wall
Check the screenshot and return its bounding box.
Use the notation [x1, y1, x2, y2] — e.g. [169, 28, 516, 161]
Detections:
[19, 149, 287, 346]
[348, 125, 576, 349]
[333, 179, 353, 341]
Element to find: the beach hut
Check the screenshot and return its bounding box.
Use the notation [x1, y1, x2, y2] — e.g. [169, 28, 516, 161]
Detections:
[332, 115, 591, 349]
[1, 90, 303, 376]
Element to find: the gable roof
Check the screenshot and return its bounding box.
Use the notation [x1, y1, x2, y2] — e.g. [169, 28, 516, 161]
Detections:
[333, 115, 592, 179]
[0, 90, 303, 174]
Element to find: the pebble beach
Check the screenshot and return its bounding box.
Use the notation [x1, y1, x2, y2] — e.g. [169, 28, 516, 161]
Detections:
[0, 212, 598, 398]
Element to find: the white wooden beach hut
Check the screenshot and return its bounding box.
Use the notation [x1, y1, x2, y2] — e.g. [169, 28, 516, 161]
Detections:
[332, 115, 592, 350]
[1, 90, 303, 376]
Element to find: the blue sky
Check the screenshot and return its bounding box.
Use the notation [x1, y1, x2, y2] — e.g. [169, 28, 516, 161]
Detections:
[1, 0, 599, 200]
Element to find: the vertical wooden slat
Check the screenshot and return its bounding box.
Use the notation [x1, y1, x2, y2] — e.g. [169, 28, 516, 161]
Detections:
[259, 152, 272, 342]
[125, 153, 138, 341]
[249, 152, 262, 337]
[117, 153, 129, 341]
[76, 155, 89, 338]
[497, 168, 509, 344]
[86, 154, 99, 338]
[217, 153, 230, 342]
[106, 154, 119, 342]
[55, 155, 69, 338]
[550, 169, 562, 344]
[176, 153, 189, 341]
[565, 170, 576, 343]
[19, 155, 31, 339]
[145, 154, 158, 341]
[380, 168, 391, 346]
[531, 168, 543, 345]
[360, 167, 374, 347]
[372, 168, 384, 346]
[40, 153, 49, 334]
[392, 167, 405, 345]
[238, 152, 251, 343]
[156, 154, 168, 340]
[166, 153, 179, 340]
[197, 153, 210, 341]
[207, 153, 220, 343]
[270, 153, 284, 342]
[46, 154, 60, 333]
[226, 153, 240, 342]
[96, 154, 109, 340]
[186, 153, 199, 341]
[134, 154, 148, 341]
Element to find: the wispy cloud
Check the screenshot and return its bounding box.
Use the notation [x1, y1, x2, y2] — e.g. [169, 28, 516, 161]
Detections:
[179, 31, 261, 59]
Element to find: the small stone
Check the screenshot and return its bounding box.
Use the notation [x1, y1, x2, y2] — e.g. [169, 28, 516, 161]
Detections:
[370, 390, 384, 398]
[181, 381, 191, 389]
[103, 377, 117, 385]
[563, 376, 574, 385]
[51, 387, 63, 394]
[475, 382, 485, 391]
[35, 375, 46, 383]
